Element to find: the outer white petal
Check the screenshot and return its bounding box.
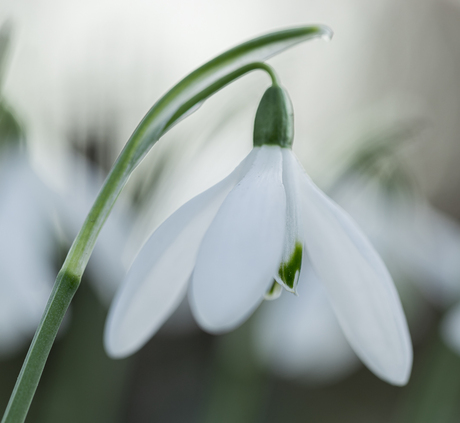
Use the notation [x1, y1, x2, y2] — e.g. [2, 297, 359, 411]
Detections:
[104, 149, 257, 358]
[190, 145, 286, 333]
[441, 303, 460, 356]
[254, 263, 359, 384]
[288, 152, 412, 386]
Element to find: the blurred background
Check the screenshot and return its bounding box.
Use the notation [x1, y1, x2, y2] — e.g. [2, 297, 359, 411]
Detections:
[1, 0, 460, 421]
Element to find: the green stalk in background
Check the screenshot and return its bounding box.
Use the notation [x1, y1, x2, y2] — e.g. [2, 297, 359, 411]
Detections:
[0, 25, 332, 423]
[201, 322, 268, 423]
[396, 333, 460, 423]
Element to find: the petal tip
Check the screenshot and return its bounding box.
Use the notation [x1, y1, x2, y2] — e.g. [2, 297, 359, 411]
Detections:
[317, 24, 334, 41]
[373, 345, 413, 386]
[103, 328, 132, 360]
[386, 366, 412, 387]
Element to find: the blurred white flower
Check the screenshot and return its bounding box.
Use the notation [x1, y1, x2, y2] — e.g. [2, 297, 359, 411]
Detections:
[105, 142, 412, 386]
[333, 174, 460, 307]
[254, 265, 360, 385]
[0, 150, 129, 355]
[334, 161, 460, 361]
[0, 154, 55, 356]
[0, 22, 130, 355]
[328, 130, 460, 366]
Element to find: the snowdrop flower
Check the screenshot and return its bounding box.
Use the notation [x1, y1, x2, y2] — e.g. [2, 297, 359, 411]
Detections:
[105, 83, 412, 385]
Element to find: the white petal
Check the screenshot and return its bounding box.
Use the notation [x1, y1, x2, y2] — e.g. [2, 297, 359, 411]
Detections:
[290, 152, 412, 385]
[104, 149, 257, 358]
[254, 263, 360, 384]
[441, 303, 460, 356]
[190, 145, 285, 333]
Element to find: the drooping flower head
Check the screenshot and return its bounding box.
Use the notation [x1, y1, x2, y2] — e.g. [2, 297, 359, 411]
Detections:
[105, 79, 413, 386]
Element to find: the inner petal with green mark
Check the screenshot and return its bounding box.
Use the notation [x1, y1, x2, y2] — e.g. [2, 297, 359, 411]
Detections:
[274, 241, 302, 293]
[264, 280, 283, 300]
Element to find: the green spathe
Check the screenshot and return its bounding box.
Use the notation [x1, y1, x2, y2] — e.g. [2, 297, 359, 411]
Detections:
[253, 85, 294, 149]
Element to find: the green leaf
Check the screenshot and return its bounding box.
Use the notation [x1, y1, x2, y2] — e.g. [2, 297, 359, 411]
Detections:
[0, 21, 12, 88]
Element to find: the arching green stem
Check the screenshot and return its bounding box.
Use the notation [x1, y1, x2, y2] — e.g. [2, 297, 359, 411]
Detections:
[1, 24, 331, 423]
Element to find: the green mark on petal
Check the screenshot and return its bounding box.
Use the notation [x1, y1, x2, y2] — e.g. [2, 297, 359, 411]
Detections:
[277, 241, 302, 291]
[264, 280, 283, 301]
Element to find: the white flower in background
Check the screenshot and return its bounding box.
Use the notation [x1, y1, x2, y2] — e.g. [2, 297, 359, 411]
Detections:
[0, 27, 54, 355]
[105, 85, 412, 386]
[0, 90, 129, 355]
[333, 173, 460, 308]
[0, 150, 130, 355]
[0, 154, 56, 356]
[334, 155, 460, 361]
[254, 265, 360, 384]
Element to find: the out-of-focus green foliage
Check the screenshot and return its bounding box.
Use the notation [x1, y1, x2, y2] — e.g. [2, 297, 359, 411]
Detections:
[0, 22, 24, 153]
[0, 101, 25, 151]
